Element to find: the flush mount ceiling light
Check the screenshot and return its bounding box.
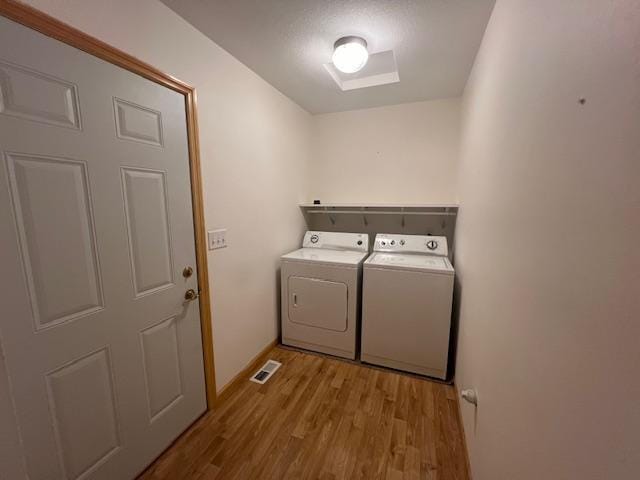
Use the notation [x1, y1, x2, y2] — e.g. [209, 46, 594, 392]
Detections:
[332, 36, 369, 74]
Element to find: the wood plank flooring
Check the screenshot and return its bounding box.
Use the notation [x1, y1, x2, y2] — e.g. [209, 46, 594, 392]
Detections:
[139, 347, 469, 480]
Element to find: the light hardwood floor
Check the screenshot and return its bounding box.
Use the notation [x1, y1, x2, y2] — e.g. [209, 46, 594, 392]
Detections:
[139, 347, 470, 480]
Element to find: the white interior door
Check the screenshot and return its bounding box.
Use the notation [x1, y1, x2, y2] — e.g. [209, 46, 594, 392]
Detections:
[0, 16, 206, 480]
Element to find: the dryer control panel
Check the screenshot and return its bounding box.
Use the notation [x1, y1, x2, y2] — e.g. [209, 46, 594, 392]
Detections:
[302, 231, 369, 252]
[373, 234, 448, 257]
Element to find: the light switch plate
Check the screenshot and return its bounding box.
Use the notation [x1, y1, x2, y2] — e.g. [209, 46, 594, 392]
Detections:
[208, 229, 227, 250]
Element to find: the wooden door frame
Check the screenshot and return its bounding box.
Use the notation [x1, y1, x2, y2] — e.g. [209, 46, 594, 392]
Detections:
[0, 0, 218, 409]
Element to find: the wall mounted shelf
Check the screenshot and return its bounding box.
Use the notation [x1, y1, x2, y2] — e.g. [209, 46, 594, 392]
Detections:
[299, 203, 459, 234]
[300, 203, 459, 217]
[299, 203, 459, 209]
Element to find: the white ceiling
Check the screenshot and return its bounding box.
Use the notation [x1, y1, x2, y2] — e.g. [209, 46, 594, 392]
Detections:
[161, 0, 496, 114]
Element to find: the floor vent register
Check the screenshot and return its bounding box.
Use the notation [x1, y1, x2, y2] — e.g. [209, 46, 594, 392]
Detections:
[250, 360, 282, 384]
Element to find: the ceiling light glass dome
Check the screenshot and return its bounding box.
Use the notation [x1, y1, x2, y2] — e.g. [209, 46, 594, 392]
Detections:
[332, 36, 369, 74]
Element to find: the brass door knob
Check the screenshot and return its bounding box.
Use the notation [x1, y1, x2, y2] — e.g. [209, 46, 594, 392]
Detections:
[182, 266, 194, 278]
[184, 289, 199, 301]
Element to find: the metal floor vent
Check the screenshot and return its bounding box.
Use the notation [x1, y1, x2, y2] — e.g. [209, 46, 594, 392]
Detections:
[250, 360, 282, 384]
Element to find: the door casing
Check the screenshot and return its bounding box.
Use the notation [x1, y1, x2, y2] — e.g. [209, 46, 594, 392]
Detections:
[0, 0, 217, 409]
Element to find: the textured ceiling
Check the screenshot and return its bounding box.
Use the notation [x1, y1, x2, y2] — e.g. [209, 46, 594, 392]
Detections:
[161, 0, 496, 114]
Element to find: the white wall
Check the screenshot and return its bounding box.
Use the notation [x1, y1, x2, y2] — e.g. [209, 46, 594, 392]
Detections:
[310, 98, 461, 204]
[455, 1, 640, 479]
[19, 0, 312, 390]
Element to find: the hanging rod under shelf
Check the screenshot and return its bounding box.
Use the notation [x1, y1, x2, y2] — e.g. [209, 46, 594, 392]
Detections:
[305, 209, 457, 216]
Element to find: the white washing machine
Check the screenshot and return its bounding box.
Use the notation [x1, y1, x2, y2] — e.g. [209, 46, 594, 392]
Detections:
[361, 234, 454, 379]
[281, 231, 369, 359]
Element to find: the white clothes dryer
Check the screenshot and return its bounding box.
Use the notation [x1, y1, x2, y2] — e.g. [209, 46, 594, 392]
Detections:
[281, 231, 369, 359]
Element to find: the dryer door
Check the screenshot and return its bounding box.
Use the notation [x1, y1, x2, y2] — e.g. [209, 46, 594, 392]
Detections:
[288, 277, 348, 332]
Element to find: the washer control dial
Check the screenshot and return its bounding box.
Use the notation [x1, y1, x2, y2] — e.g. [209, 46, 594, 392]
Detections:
[310, 234, 319, 244]
[426, 240, 438, 250]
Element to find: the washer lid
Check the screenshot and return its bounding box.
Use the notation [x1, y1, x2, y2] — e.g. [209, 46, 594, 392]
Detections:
[282, 248, 368, 266]
[365, 252, 454, 274]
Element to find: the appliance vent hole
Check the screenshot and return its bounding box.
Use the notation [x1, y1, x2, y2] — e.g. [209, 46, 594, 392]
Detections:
[250, 360, 282, 384]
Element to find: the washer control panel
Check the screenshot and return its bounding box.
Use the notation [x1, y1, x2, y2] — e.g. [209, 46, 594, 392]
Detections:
[302, 231, 369, 252]
[374, 234, 448, 256]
